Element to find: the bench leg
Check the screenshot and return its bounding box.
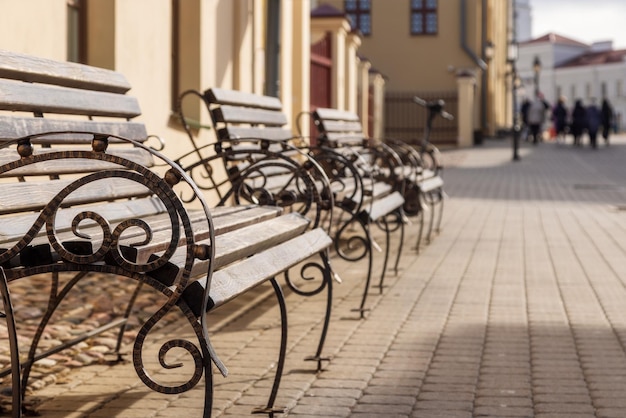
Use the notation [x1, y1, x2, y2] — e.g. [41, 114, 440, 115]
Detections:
[293, 252, 333, 371]
[415, 203, 426, 253]
[114, 281, 144, 356]
[19, 270, 87, 405]
[393, 211, 406, 275]
[203, 357, 213, 418]
[435, 191, 445, 234]
[19, 271, 133, 403]
[346, 221, 373, 319]
[252, 278, 287, 417]
[376, 216, 391, 293]
[376, 210, 405, 292]
[0, 268, 21, 418]
[334, 215, 373, 319]
[426, 192, 437, 245]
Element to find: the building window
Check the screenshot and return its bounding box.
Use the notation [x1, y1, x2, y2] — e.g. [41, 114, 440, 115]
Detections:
[67, 0, 87, 63]
[586, 83, 591, 99]
[411, 0, 438, 35]
[345, 0, 371, 36]
[617, 80, 623, 97]
[571, 85, 576, 101]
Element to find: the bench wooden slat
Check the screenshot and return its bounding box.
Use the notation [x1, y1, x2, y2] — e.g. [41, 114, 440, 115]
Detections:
[212, 212, 309, 269]
[0, 197, 166, 244]
[0, 49, 131, 94]
[214, 105, 288, 126]
[206, 88, 283, 111]
[108, 206, 283, 255]
[159, 211, 306, 282]
[0, 205, 283, 268]
[0, 79, 141, 118]
[314, 108, 361, 122]
[319, 120, 363, 134]
[323, 133, 366, 145]
[419, 175, 444, 193]
[183, 227, 331, 315]
[0, 178, 152, 215]
[0, 148, 154, 177]
[129, 206, 283, 258]
[0, 115, 148, 143]
[217, 126, 294, 142]
[366, 191, 405, 221]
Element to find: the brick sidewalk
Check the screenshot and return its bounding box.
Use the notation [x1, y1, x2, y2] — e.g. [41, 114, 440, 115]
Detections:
[19, 134, 626, 417]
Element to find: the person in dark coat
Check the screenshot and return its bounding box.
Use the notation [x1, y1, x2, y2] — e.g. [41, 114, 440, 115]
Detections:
[601, 98, 614, 145]
[527, 92, 550, 145]
[586, 98, 601, 149]
[552, 96, 568, 145]
[570, 99, 587, 147]
[520, 98, 531, 142]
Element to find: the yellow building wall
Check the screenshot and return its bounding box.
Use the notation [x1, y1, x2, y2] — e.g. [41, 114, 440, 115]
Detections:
[323, 0, 483, 93]
[115, 0, 173, 141]
[86, 0, 115, 70]
[323, 0, 511, 137]
[0, 0, 67, 59]
[0, 0, 317, 150]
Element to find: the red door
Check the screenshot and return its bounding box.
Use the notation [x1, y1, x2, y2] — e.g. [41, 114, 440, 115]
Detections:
[310, 33, 332, 145]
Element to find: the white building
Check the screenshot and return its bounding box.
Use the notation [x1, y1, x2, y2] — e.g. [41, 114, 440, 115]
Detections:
[518, 33, 626, 130]
[514, 0, 532, 43]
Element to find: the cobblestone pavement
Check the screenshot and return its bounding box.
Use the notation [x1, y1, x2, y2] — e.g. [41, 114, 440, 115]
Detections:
[5, 134, 626, 417]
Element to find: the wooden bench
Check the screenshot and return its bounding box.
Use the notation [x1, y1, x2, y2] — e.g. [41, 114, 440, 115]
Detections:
[311, 107, 445, 249]
[0, 49, 333, 418]
[176, 87, 405, 318]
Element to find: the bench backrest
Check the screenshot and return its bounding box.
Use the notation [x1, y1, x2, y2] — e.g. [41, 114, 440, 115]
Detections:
[205, 88, 294, 143]
[312, 108, 367, 148]
[0, 50, 170, 250]
[176, 87, 334, 230]
[199, 87, 298, 169]
[0, 50, 148, 143]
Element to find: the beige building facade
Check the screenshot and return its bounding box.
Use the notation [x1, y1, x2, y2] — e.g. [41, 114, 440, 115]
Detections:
[321, 0, 514, 145]
[0, 0, 512, 149]
[0, 0, 326, 160]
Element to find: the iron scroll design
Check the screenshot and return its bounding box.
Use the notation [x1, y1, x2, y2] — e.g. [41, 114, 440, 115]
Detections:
[0, 132, 224, 402]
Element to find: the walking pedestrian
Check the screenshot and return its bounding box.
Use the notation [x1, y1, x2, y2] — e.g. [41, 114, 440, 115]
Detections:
[570, 99, 587, 147]
[520, 98, 531, 142]
[527, 92, 549, 145]
[587, 98, 601, 149]
[552, 96, 568, 145]
[601, 98, 614, 145]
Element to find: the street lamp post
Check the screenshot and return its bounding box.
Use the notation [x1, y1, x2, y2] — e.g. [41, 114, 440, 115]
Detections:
[533, 55, 542, 95]
[510, 43, 521, 161]
[509, 0, 522, 161]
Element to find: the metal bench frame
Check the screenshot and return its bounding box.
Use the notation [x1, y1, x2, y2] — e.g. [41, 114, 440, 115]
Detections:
[176, 88, 406, 318]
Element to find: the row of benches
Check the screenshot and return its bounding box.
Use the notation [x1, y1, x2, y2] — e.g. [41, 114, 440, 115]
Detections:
[178, 87, 445, 316]
[0, 50, 445, 417]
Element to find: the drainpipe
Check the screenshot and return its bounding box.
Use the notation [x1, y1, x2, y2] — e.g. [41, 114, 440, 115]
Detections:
[481, 0, 488, 136]
[460, 0, 487, 71]
[265, 0, 281, 97]
[460, 0, 487, 144]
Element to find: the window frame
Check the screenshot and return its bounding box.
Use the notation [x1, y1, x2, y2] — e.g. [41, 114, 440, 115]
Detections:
[67, 0, 87, 63]
[345, 0, 372, 36]
[410, 0, 438, 36]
